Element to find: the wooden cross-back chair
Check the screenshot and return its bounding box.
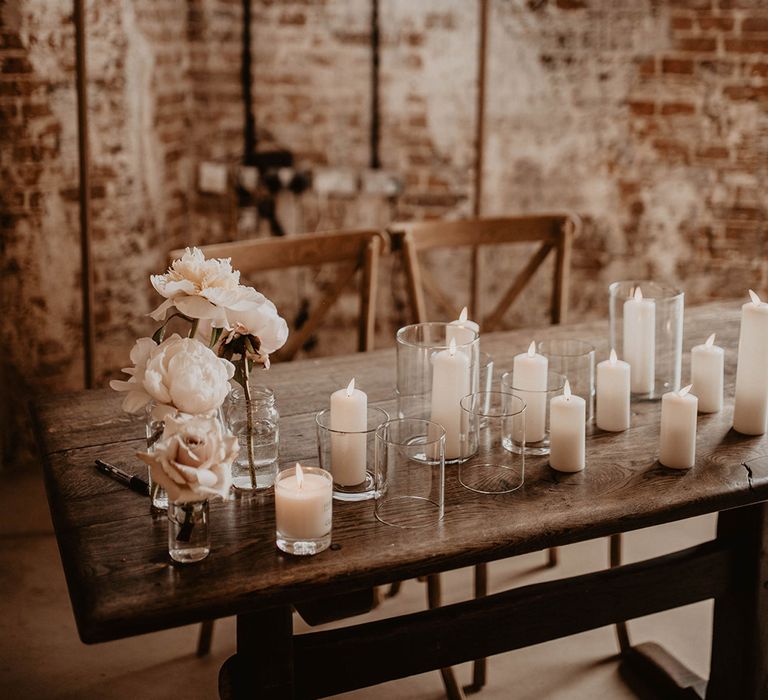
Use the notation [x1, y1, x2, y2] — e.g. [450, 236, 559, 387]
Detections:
[389, 214, 579, 331]
[169, 228, 388, 361]
[388, 213, 580, 696]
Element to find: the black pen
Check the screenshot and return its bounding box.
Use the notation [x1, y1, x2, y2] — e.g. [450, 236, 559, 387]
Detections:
[95, 459, 150, 497]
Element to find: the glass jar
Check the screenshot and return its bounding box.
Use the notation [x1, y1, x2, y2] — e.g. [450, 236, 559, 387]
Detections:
[168, 500, 210, 563]
[225, 385, 280, 490]
[145, 403, 168, 512]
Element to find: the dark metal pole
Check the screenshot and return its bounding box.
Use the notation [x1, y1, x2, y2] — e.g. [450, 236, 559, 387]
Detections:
[74, 0, 95, 388]
[370, 0, 381, 169]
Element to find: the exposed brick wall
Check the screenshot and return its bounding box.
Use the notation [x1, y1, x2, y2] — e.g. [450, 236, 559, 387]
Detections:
[2, 0, 767, 468]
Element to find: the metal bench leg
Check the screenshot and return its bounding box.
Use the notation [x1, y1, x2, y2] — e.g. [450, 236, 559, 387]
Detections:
[610, 534, 631, 653]
[197, 619, 215, 657]
[427, 575, 466, 700]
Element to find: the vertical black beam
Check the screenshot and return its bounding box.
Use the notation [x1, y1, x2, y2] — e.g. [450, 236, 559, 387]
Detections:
[370, 0, 381, 170]
[242, 0, 256, 164]
[74, 0, 95, 389]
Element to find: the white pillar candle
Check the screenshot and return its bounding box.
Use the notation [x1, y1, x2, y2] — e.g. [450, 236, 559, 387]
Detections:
[549, 381, 586, 472]
[446, 306, 479, 347]
[275, 464, 332, 540]
[430, 339, 470, 459]
[511, 341, 548, 443]
[734, 290, 768, 435]
[623, 286, 656, 394]
[596, 349, 631, 432]
[329, 378, 368, 486]
[691, 333, 724, 414]
[659, 385, 697, 469]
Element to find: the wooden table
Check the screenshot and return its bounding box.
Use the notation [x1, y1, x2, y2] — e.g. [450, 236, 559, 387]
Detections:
[34, 301, 768, 699]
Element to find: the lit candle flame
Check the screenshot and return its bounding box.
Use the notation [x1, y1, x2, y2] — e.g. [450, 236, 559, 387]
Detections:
[705, 333, 716, 347]
[346, 378, 355, 396]
[449, 338, 457, 357]
[749, 289, 761, 306]
[609, 348, 617, 364]
[458, 306, 468, 323]
[634, 286, 643, 301]
[564, 380, 572, 400]
[295, 462, 304, 488]
[527, 340, 536, 357]
[679, 384, 692, 397]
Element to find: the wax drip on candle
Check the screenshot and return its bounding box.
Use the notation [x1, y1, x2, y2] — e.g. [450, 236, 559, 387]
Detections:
[749, 289, 761, 306]
[679, 384, 693, 397]
[705, 333, 716, 347]
[346, 378, 355, 397]
[458, 306, 468, 323]
[564, 380, 572, 400]
[609, 348, 618, 364]
[527, 340, 536, 357]
[634, 286, 643, 301]
[295, 462, 304, 488]
[449, 338, 457, 357]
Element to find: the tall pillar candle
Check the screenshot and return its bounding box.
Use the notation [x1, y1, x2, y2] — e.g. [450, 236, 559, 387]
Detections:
[690, 333, 724, 414]
[659, 385, 697, 469]
[623, 286, 656, 394]
[446, 306, 479, 347]
[275, 464, 332, 541]
[430, 339, 470, 460]
[511, 341, 548, 443]
[733, 291, 768, 435]
[330, 378, 368, 486]
[549, 381, 586, 472]
[596, 349, 631, 432]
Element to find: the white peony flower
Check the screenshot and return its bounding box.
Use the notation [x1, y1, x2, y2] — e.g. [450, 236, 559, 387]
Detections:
[150, 247, 288, 357]
[137, 414, 236, 503]
[110, 334, 235, 415]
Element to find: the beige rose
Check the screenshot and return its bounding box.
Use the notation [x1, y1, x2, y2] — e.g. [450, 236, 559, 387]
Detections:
[138, 414, 236, 503]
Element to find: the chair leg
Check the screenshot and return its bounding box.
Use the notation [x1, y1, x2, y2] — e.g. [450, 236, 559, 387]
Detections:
[610, 534, 631, 653]
[466, 564, 488, 694]
[426, 575, 466, 700]
[387, 581, 402, 598]
[197, 619, 215, 657]
[547, 547, 559, 567]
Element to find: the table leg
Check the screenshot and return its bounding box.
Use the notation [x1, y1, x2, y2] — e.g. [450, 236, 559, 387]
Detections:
[426, 575, 466, 700]
[707, 502, 768, 699]
[466, 564, 488, 694]
[609, 534, 631, 653]
[220, 605, 294, 700]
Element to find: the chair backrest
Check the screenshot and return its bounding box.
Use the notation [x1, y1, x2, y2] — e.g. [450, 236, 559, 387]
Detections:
[168, 229, 388, 361]
[388, 214, 580, 331]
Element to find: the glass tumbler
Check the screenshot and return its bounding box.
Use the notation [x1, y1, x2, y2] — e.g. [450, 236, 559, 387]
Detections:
[538, 339, 596, 423]
[146, 403, 168, 512]
[374, 418, 445, 528]
[501, 370, 567, 455]
[316, 405, 389, 501]
[168, 500, 210, 564]
[396, 322, 479, 464]
[459, 392, 526, 494]
[609, 280, 684, 400]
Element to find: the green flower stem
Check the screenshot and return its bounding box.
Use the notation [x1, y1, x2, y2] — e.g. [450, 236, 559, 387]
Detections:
[189, 318, 199, 339]
[242, 356, 258, 489]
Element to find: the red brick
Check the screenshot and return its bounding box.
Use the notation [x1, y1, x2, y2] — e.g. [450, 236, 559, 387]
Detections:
[675, 37, 718, 52]
[697, 15, 735, 31]
[742, 17, 768, 32]
[662, 57, 694, 74]
[1, 56, 32, 74]
[725, 38, 768, 53]
[723, 84, 768, 100]
[661, 102, 696, 115]
[637, 58, 656, 76]
[556, 0, 587, 9]
[670, 15, 694, 31]
[628, 100, 656, 115]
[696, 145, 730, 159]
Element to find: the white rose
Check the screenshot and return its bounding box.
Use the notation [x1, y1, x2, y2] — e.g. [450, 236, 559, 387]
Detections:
[137, 414, 236, 502]
[110, 334, 235, 415]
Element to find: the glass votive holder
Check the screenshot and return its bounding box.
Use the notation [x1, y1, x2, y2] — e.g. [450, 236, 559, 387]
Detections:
[500, 370, 566, 455]
[459, 392, 525, 494]
[538, 339, 596, 423]
[609, 280, 684, 400]
[146, 403, 168, 512]
[396, 322, 480, 464]
[479, 351, 494, 410]
[374, 418, 445, 528]
[275, 465, 333, 556]
[168, 500, 210, 564]
[315, 406, 389, 502]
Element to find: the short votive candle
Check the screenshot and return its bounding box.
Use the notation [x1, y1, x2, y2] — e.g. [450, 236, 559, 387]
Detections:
[275, 464, 332, 556]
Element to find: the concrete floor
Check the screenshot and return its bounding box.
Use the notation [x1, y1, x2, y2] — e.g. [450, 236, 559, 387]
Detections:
[0, 469, 715, 699]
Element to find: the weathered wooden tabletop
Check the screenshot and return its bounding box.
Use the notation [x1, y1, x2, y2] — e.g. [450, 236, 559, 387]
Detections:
[33, 300, 768, 645]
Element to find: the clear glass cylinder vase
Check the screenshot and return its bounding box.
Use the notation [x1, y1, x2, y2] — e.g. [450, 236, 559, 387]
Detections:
[225, 385, 280, 491]
[609, 281, 684, 400]
[168, 500, 210, 564]
[145, 404, 168, 512]
[395, 322, 480, 464]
